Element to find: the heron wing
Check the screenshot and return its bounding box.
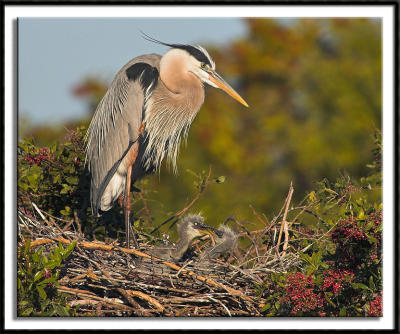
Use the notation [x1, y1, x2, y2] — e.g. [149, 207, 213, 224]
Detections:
[85, 54, 161, 216]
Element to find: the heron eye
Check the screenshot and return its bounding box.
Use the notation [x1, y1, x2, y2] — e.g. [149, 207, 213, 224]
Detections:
[200, 63, 207, 70]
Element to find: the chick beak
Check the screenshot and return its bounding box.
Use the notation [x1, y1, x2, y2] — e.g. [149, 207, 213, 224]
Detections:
[208, 70, 248, 107]
[199, 223, 224, 238]
[197, 223, 223, 238]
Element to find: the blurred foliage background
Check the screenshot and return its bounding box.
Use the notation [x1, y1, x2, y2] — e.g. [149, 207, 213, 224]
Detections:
[19, 18, 381, 231]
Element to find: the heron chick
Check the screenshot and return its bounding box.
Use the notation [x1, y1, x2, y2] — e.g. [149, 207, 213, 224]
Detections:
[202, 225, 238, 260]
[150, 214, 215, 262]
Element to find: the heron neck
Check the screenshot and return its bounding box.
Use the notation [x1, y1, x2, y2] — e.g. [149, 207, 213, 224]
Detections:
[171, 237, 191, 260]
[142, 72, 205, 173]
[159, 73, 205, 107]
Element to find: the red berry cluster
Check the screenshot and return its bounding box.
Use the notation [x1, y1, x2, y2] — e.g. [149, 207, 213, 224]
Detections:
[321, 269, 354, 295]
[369, 292, 382, 317]
[331, 216, 366, 242]
[331, 210, 382, 267]
[25, 147, 51, 165]
[331, 210, 382, 245]
[281, 272, 325, 315]
[43, 268, 52, 279]
[43, 268, 53, 287]
[73, 156, 82, 167]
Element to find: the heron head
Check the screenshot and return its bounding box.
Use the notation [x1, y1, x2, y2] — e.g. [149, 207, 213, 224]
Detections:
[142, 32, 248, 107]
[189, 56, 249, 108]
[178, 213, 217, 241]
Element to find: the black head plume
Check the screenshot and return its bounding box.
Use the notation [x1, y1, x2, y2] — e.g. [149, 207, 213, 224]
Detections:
[141, 31, 215, 68]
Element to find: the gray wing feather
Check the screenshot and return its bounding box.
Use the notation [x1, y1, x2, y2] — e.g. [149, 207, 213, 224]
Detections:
[85, 54, 161, 216]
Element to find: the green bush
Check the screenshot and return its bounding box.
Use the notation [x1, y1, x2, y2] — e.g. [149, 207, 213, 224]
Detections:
[17, 127, 128, 240]
[18, 126, 90, 219]
[17, 240, 77, 316]
[256, 131, 382, 317]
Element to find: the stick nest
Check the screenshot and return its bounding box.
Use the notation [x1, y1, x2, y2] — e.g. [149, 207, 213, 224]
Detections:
[18, 183, 319, 317]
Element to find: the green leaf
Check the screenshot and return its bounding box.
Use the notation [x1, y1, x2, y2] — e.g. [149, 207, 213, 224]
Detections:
[308, 190, 317, 202]
[60, 184, 72, 194]
[63, 241, 76, 259]
[311, 250, 322, 268]
[55, 304, 69, 316]
[339, 307, 347, 317]
[299, 252, 312, 264]
[40, 299, 50, 312]
[215, 176, 226, 184]
[66, 176, 79, 185]
[324, 292, 336, 307]
[18, 182, 29, 191]
[38, 275, 57, 286]
[27, 173, 39, 184]
[47, 306, 57, 317]
[261, 303, 271, 312]
[53, 174, 61, 184]
[54, 246, 61, 260]
[20, 307, 34, 316]
[367, 235, 377, 244]
[351, 283, 372, 291]
[369, 276, 376, 290]
[23, 239, 31, 256]
[324, 188, 338, 195]
[45, 260, 59, 270]
[36, 285, 47, 299]
[365, 219, 375, 231]
[31, 253, 40, 263]
[33, 271, 43, 282]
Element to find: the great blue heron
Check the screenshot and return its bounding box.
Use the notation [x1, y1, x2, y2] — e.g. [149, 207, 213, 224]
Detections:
[85, 34, 248, 249]
[149, 213, 216, 262]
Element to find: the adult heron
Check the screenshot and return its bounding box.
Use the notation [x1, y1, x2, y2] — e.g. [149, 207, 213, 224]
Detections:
[85, 34, 248, 249]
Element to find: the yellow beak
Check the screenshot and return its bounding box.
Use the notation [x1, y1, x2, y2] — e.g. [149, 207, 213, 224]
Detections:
[208, 70, 249, 108]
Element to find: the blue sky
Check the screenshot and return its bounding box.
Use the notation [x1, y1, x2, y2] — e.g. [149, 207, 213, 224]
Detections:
[18, 18, 247, 125]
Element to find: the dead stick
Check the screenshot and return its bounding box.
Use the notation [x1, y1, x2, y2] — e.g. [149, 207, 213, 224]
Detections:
[58, 287, 136, 313]
[281, 183, 294, 257]
[275, 182, 294, 257]
[126, 290, 164, 312]
[58, 285, 96, 296]
[249, 204, 268, 226]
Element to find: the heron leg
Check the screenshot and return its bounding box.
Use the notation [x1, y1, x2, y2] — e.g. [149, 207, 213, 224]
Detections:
[124, 164, 139, 249]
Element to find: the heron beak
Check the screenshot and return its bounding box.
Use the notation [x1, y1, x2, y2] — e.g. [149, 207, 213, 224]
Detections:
[199, 223, 224, 238]
[198, 223, 223, 238]
[208, 70, 248, 107]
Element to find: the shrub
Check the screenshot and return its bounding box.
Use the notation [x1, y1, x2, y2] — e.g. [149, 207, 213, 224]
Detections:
[257, 131, 382, 317]
[17, 126, 136, 241]
[17, 239, 77, 316]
